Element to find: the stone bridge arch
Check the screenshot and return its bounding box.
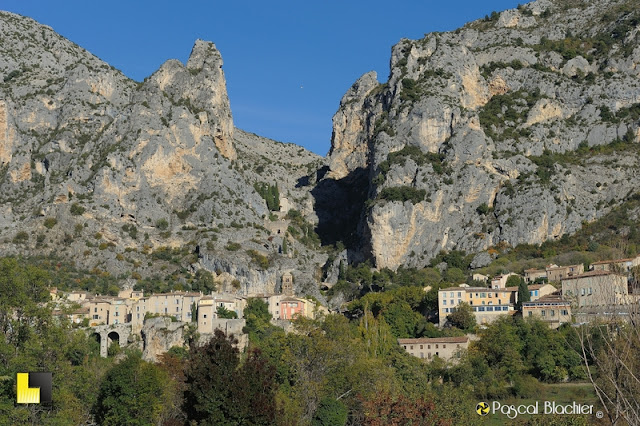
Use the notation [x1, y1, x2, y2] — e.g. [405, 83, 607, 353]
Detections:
[91, 323, 133, 357]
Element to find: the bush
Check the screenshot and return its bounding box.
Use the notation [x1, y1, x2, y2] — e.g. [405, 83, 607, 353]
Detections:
[246, 249, 270, 270]
[156, 218, 169, 230]
[225, 242, 241, 251]
[13, 231, 29, 243]
[70, 203, 85, 216]
[379, 186, 426, 204]
[476, 203, 491, 215]
[43, 217, 57, 229]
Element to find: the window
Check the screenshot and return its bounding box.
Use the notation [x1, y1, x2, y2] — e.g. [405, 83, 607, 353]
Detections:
[562, 310, 568, 316]
[428, 353, 432, 359]
[443, 344, 446, 349]
[541, 310, 546, 317]
[420, 353, 424, 358]
[203, 314, 207, 319]
[420, 345, 423, 349]
[581, 288, 585, 296]
[551, 310, 555, 316]
[589, 288, 593, 295]
[164, 308, 168, 313]
[136, 306, 139, 312]
[435, 344, 439, 349]
[449, 292, 454, 298]
[93, 315, 99, 319]
[528, 311, 532, 317]
[487, 307, 493, 311]
[481, 293, 486, 298]
[443, 300, 447, 305]
[488, 293, 492, 298]
[503, 307, 509, 311]
[115, 312, 119, 317]
[479, 307, 485, 312]
[428, 345, 431, 349]
[444, 308, 448, 313]
[410, 345, 413, 350]
[137, 313, 140, 319]
[94, 308, 97, 313]
[176, 307, 179, 312]
[403, 345, 407, 349]
[457, 292, 461, 297]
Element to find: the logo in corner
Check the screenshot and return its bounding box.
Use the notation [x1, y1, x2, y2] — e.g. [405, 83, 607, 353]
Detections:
[476, 402, 490, 416]
[17, 373, 52, 404]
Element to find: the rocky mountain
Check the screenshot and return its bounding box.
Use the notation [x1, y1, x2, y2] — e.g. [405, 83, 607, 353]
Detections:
[0, 11, 324, 297]
[1, 0, 639, 299]
[324, 0, 640, 270]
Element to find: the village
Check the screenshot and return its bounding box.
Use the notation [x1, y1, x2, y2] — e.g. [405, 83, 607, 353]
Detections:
[397, 254, 640, 363]
[48, 254, 640, 363]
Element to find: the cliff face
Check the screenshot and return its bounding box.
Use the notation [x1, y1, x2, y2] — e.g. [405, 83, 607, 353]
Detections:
[0, 11, 324, 297]
[324, 0, 640, 269]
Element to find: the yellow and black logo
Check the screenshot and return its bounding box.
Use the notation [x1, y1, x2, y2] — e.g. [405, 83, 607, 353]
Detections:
[17, 373, 52, 404]
[476, 402, 490, 416]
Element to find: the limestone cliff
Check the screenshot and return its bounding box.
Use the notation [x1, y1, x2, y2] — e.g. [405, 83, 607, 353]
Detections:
[324, 0, 640, 269]
[0, 11, 323, 298]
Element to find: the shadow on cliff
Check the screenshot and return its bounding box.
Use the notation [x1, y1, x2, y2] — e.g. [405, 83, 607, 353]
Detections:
[310, 166, 370, 250]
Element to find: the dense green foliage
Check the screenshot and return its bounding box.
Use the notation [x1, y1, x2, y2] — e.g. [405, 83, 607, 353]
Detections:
[216, 305, 238, 319]
[93, 352, 171, 425]
[379, 186, 426, 204]
[183, 330, 277, 425]
[254, 182, 280, 211]
[446, 302, 476, 331]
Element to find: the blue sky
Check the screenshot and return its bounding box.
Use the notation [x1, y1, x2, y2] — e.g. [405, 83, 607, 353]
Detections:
[4, 0, 524, 155]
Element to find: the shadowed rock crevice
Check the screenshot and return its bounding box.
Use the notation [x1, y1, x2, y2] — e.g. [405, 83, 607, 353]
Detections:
[311, 167, 370, 253]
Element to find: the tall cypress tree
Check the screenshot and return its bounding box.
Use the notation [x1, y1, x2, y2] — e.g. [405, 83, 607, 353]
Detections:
[517, 279, 530, 310]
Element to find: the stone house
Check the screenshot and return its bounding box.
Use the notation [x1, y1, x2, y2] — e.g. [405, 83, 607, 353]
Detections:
[523, 268, 547, 284]
[490, 272, 519, 289]
[522, 294, 571, 328]
[561, 270, 628, 307]
[546, 264, 584, 283]
[131, 291, 202, 331]
[472, 273, 489, 283]
[85, 297, 128, 326]
[398, 336, 469, 361]
[504, 283, 557, 302]
[590, 255, 640, 273]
